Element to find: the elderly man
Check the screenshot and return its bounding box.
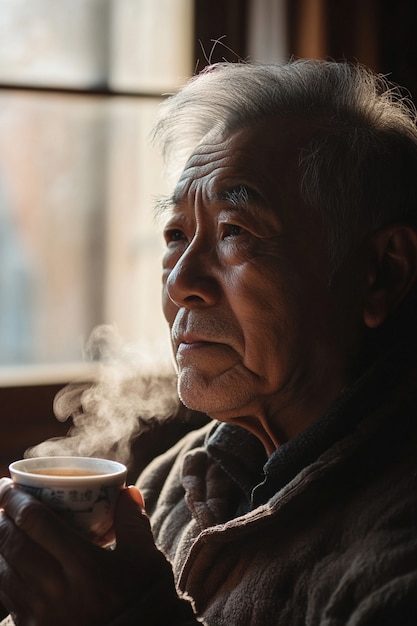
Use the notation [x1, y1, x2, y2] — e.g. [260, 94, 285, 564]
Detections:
[1, 59, 417, 625]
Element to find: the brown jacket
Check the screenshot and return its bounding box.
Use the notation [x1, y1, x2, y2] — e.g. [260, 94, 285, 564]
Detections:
[138, 348, 417, 625]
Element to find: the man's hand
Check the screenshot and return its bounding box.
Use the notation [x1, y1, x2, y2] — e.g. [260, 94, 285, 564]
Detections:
[0, 478, 174, 626]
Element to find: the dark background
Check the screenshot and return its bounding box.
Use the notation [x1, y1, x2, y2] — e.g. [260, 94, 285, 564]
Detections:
[195, 0, 417, 102]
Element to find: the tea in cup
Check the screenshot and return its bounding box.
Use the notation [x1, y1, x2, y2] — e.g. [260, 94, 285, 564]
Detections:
[9, 456, 127, 547]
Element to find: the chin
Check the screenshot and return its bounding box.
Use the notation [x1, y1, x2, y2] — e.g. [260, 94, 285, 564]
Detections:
[178, 376, 257, 419]
[178, 368, 260, 421]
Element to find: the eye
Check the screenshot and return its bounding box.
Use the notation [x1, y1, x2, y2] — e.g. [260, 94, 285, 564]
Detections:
[222, 224, 246, 238]
[164, 228, 186, 244]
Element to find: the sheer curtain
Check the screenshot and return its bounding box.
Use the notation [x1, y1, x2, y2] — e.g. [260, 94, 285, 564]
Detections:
[247, 0, 288, 63]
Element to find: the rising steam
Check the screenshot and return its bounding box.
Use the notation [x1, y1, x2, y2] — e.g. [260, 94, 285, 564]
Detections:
[25, 325, 179, 467]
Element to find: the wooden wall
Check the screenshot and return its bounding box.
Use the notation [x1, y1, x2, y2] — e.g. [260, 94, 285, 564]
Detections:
[0, 383, 68, 478]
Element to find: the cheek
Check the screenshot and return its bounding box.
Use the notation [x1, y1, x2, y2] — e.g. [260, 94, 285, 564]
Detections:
[242, 308, 293, 369]
[230, 273, 296, 372]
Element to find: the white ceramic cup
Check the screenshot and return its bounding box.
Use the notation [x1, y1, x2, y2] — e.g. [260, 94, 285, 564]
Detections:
[9, 456, 127, 547]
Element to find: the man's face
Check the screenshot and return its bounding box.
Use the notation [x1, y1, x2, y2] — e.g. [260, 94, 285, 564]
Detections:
[162, 117, 364, 448]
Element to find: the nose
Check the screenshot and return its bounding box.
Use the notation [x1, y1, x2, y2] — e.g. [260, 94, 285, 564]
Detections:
[164, 239, 220, 309]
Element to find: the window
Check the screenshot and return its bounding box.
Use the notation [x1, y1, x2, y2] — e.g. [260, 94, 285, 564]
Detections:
[0, 0, 194, 382]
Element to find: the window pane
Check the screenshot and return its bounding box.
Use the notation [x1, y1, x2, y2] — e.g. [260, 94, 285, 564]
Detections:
[104, 98, 171, 348]
[0, 0, 110, 88]
[0, 0, 193, 381]
[0, 91, 170, 371]
[110, 0, 194, 93]
[0, 0, 195, 92]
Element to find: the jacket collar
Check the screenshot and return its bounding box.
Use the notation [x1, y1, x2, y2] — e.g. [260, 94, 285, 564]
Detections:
[206, 343, 417, 508]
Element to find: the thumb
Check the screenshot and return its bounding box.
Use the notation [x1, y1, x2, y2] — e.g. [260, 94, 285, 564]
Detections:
[114, 486, 172, 581]
[120, 485, 146, 510]
[114, 486, 155, 554]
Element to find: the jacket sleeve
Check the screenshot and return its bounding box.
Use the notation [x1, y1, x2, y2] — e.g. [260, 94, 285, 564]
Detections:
[107, 426, 214, 626]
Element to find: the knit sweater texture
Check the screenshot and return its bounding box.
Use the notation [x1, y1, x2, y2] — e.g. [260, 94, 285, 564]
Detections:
[137, 344, 417, 625]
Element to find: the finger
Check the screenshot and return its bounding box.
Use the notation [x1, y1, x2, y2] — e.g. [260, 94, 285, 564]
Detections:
[0, 505, 63, 578]
[125, 485, 145, 509]
[0, 482, 143, 625]
[114, 486, 151, 552]
[0, 479, 98, 568]
[0, 499, 122, 625]
[114, 487, 166, 565]
[0, 477, 13, 500]
[114, 487, 174, 591]
[0, 510, 67, 623]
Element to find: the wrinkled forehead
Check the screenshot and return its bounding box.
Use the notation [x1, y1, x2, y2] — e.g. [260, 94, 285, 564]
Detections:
[171, 116, 315, 206]
[154, 117, 325, 245]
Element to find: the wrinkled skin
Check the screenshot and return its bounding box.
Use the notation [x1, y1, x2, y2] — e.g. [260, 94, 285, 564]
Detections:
[0, 480, 171, 626]
[162, 118, 367, 453]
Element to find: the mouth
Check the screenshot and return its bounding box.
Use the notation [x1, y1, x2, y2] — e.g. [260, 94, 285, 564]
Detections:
[176, 337, 217, 354]
[171, 313, 238, 357]
[177, 339, 216, 353]
[173, 327, 212, 347]
[174, 330, 235, 361]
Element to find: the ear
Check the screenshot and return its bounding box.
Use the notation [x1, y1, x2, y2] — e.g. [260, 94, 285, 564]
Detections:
[364, 224, 417, 329]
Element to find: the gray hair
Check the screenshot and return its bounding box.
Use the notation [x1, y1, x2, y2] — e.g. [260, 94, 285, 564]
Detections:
[152, 59, 417, 274]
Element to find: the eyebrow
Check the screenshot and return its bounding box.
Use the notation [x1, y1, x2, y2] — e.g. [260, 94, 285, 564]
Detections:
[154, 184, 267, 219]
[215, 184, 266, 211]
[153, 194, 175, 219]
[215, 185, 270, 224]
